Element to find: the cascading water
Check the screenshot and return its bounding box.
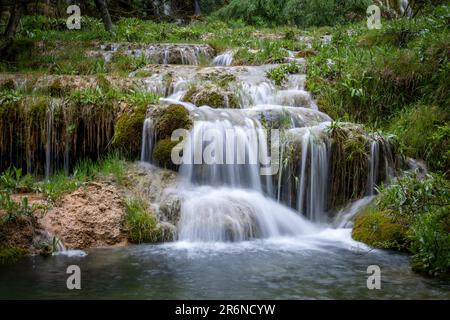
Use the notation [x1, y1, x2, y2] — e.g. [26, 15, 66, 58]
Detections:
[45, 102, 55, 178]
[212, 51, 234, 66]
[194, 0, 201, 16]
[91, 44, 214, 66]
[140, 55, 397, 242]
[367, 140, 380, 196]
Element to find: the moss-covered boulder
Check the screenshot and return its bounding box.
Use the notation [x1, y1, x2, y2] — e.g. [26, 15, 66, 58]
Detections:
[112, 105, 147, 158]
[352, 206, 409, 250]
[153, 138, 181, 169]
[183, 85, 239, 109]
[48, 78, 70, 97]
[154, 104, 192, 139]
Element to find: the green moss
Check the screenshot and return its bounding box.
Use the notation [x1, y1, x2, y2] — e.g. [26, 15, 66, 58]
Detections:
[48, 78, 68, 97]
[0, 246, 26, 264]
[124, 198, 172, 244]
[154, 104, 192, 139]
[352, 206, 409, 250]
[134, 70, 153, 78]
[183, 86, 239, 108]
[0, 79, 16, 91]
[153, 139, 180, 169]
[112, 105, 147, 158]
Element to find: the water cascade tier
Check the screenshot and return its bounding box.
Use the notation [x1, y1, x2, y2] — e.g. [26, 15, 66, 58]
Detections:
[140, 54, 404, 241]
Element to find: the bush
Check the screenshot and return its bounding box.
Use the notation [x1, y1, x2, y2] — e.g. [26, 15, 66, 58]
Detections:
[353, 173, 450, 277]
[389, 104, 450, 175]
[410, 206, 450, 277]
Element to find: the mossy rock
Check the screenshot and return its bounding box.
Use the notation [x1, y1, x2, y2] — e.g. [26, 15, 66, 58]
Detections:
[352, 206, 408, 250]
[134, 70, 153, 77]
[153, 138, 181, 169]
[183, 86, 239, 109]
[0, 79, 16, 91]
[154, 104, 192, 139]
[112, 105, 147, 158]
[96, 74, 112, 91]
[48, 78, 69, 97]
[0, 246, 27, 264]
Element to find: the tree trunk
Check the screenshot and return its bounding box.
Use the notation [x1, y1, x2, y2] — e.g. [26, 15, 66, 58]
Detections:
[0, 0, 27, 59]
[94, 0, 113, 32]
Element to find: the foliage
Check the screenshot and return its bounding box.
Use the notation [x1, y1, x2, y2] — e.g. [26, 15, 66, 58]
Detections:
[353, 173, 450, 277]
[124, 198, 168, 244]
[41, 153, 126, 202]
[266, 62, 301, 86]
[213, 0, 370, 27]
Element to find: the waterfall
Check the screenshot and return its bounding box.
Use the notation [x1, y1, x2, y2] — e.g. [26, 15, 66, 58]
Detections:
[139, 57, 399, 242]
[212, 51, 234, 66]
[367, 140, 380, 196]
[400, 0, 412, 17]
[194, 0, 201, 16]
[295, 128, 329, 223]
[141, 118, 156, 163]
[45, 101, 55, 178]
[177, 187, 317, 242]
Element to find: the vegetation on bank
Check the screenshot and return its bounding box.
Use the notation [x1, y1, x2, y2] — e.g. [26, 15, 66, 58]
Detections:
[306, 4, 450, 177]
[124, 197, 173, 244]
[353, 173, 450, 277]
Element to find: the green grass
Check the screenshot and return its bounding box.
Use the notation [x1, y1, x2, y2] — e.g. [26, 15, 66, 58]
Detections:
[124, 197, 166, 244]
[306, 4, 449, 175]
[36, 153, 126, 203]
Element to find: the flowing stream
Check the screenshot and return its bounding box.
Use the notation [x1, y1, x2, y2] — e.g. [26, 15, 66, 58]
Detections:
[3, 44, 448, 299]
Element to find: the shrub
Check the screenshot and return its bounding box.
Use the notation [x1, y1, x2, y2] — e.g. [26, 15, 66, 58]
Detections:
[353, 173, 450, 277]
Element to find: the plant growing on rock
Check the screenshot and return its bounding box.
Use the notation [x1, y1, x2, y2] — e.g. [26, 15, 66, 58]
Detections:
[124, 198, 172, 244]
[266, 62, 301, 86]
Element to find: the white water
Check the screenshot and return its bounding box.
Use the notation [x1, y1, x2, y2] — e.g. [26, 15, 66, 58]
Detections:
[139, 53, 397, 242]
[212, 51, 234, 66]
[177, 187, 318, 242]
